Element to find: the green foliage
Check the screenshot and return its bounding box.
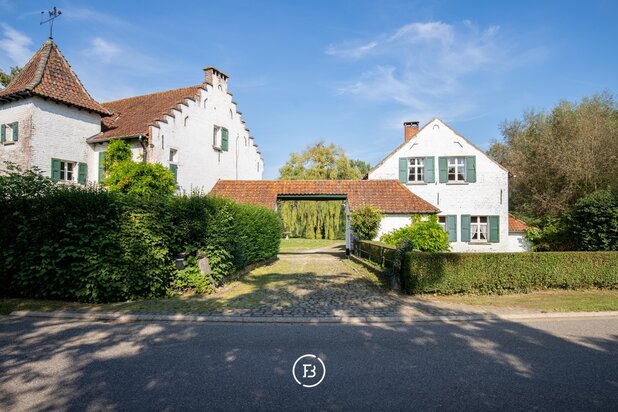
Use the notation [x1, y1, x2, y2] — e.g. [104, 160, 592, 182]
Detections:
[104, 139, 133, 169]
[171, 266, 212, 294]
[489, 92, 618, 218]
[0, 66, 21, 87]
[105, 161, 176, 198]
[279, 200, 345, 239]
[0, 162, 56, 199]
[279, 141, 367, 180]
[567, 190, 618, 251]
[350, 206, 382, 240]
[0, 168, 281, 302]
[403, 251, 618, 295]
[380, 215, 449, 252]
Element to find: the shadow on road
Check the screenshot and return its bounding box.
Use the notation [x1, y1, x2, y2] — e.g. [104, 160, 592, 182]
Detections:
[1, 304, 616, 410]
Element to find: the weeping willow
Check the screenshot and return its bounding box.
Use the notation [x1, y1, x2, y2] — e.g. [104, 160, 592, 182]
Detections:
[279, 201, 346, 239]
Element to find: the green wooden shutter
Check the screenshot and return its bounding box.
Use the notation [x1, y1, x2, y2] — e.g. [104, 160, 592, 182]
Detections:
[398, 158, 408, 183]
[466, 156, 476, 183]
[461, 214, 471, 242]
[489, 215, 500, 243]
[169, 164, 178, 182]
[221, 128, 229, 151]
[98, 152, 106, 182]
[438, 157, 448, 183]
[447, 215, 457, 242]
[12, 122, 18, 142]
[51, 158, 61, 181]
[78, 162, 87, 185]
[424, 157, 435, 183]
[0, 124, 5, 144]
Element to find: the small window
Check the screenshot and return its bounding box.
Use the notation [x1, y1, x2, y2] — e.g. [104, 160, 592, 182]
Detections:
[60, 161, 76, 182]
[448, 157, 466, 182]
[218, 84, 223, 91]
[438, 216, 447, 232]
[184, 116, 189, 127]
[169, 148, 178, 163]
[203, 98, 207, 108]
[213, 126, 221, 149]
[229, 109, 233, 119]
[0, 122, 18, 144]
[408, 158, 425, 182]
[161, 135, 165, 149]
[244, 137, 248, 147]
[471, 216, 488, 242]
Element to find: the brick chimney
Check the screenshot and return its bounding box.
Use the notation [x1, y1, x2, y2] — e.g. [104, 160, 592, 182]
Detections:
[203, 66, 229, 85]
[404, 121, 420, 142]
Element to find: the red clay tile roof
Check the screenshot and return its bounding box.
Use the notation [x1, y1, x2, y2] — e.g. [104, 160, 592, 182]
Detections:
[89, 86, 204, 142]
[0, 40, 111, 115]
[509, 214, 529, 232]
[210, 180, 440, 214]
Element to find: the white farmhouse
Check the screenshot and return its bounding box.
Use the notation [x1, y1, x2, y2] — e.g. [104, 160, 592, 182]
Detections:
[368, 119, 530, 252]
[0, 40, 263, 192]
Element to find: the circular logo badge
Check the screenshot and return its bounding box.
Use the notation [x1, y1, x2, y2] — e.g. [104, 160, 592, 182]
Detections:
[292, 354, 326, 388]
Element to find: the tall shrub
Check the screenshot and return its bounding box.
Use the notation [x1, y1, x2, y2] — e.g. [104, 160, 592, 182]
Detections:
[381, 215, 449, 252]
[567, 190, 618, 251]
[350, 206, 382, 240]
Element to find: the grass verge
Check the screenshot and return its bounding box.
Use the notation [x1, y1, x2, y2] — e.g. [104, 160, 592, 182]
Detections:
[427, 289, 618, 312]
[279, 238, 343, 253]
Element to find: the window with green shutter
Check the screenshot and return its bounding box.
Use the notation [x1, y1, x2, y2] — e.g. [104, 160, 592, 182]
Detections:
[465, 156, 476, 183]
[438, 157, 448, 183]
[0, 124, 5, 144]
[11, 121, 18, 142]
[461, 214, 471, 242]
[51, 158, 61, 181]
[425, 157, 435, 183]
[78, 162, 87, 185]
[98, 152, 106, 182]
[398, 158, 408, 183]
[169, 164, 178, 182]
[447, 215, 457, 242]
[489, 215, 500, 243]
[221, 128, 229, 151]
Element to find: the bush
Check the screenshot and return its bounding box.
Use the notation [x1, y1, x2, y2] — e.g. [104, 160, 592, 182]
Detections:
[380, 215, 449, 252]
[105, 161, 176, 198]
[0, 168, 281, 302]
[567, 190, 618, 251]
[350, 206, 382, 240]
[402, 251, 618, 295]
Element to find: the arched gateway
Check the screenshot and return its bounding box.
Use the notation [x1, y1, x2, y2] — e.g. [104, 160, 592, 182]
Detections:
[210, 180, 439, 255]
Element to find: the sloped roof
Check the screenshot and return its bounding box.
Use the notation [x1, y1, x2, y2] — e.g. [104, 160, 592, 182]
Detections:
[508, 214, 529, 232]
[366, 118, 509, 177]
[90, 85, 204, 142]
[210, 180, 440, 214]
[0, 40, 111, 115]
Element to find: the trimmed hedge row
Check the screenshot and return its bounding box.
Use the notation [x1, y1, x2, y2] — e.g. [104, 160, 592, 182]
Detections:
[403, 251, 618, 294]
[0, 186, 281, 302]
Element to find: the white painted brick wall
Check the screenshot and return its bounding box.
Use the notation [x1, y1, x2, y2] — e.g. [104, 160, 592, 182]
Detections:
[369, 118, 520, 252]
[0, 99, 35, 170]
[149, 75, 263, 194]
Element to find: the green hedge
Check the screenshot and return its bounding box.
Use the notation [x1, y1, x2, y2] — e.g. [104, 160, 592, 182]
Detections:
[403, 251, 618, 294]
[0, 185, 281, 303]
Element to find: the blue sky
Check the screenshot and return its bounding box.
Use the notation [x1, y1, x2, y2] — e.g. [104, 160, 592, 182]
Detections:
[1, 0, 617, 179]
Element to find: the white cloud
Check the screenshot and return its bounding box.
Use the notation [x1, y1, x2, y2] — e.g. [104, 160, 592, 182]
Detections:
[326, 20, 543, 121]
[0, 24, 33, 67]
[84, 37, 120, 62]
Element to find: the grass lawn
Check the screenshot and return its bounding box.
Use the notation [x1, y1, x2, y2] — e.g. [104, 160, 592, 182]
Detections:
[428, 289, 618, 312]
[279, 238, 343, 253]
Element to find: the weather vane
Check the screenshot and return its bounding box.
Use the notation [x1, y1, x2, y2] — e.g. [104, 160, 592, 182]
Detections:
[40, 6, 62, 40]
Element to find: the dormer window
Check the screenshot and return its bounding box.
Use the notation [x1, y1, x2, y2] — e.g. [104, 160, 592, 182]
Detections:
[0, 122, 19, 145]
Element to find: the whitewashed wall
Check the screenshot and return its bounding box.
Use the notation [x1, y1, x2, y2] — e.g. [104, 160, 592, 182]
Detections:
[0, 97, 101, 181]
[377, 214, 412, 239]
[149, 73, 263, 194]
[369, 118, 515, 252]
[508, 233, 532, 252]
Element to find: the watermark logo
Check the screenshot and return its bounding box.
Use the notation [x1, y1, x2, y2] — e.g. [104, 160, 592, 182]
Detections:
[292, 354, 326, 388]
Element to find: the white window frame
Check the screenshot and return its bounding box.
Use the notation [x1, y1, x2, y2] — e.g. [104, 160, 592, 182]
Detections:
[213, 125, 222, 150]
[408, 157, 425, 183]
[471, 216, 488, 243]
[2, 123, 15, 144]
[169, 148, 178, 163]
[59, 161, 77, 182]
[438, 216, 447, 233]
[448, 157, 466, 182]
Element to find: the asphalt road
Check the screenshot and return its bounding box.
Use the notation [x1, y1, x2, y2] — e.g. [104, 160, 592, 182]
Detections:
[1, 315, 617, 411]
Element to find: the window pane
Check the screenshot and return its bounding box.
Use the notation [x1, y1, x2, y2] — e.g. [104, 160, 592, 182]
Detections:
[480, 217, 487, 223]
